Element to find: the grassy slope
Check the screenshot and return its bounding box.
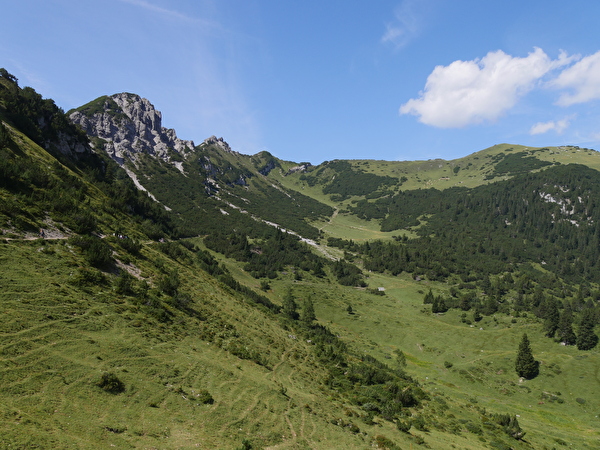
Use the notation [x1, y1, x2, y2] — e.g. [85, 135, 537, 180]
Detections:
[0, 238, 382, 449]
[261, 269, 600, 449]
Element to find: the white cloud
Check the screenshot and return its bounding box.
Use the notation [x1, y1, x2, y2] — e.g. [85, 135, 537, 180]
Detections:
[400, 48, 572, 128]
[382, 0, 430, 49]
[529, 117, 571, 135]
[552, 50, 600, 106]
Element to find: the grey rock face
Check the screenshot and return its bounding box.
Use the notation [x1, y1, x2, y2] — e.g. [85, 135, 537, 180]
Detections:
[69, 93, 194, 166]
[202, 135, 233, 153]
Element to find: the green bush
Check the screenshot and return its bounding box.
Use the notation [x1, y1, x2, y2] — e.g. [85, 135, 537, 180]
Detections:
[396, 419, 411, 433]
[118, 237, 143, 254]
[97, 372, 125, 394]
[373, 435, 401, 450]
[197, 389, 214, 404]
[71, 267, 107, 286]
[70, 210, 97, 234]
[69, 235, 112, 267]
[114, 271, 135, 295]
[157, 269, 180, 296]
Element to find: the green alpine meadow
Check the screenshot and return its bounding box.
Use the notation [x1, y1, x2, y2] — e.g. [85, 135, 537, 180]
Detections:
[1, 68, 599, 449]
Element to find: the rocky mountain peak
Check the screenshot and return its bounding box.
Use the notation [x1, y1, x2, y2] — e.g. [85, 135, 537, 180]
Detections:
[69, 93, 195, 165]
[202, 135, 233, 153]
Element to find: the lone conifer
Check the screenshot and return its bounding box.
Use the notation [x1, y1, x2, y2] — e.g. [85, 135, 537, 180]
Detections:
[282, 288, 299, 320]
[300, 296, 316, 326]
[576, 309, 599, 350]
[515, 333, 538, 379]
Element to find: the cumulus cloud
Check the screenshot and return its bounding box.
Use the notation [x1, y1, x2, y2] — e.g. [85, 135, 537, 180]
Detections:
[400, 48, 572, 128]
[529, 117, 572, 135]
[552, 50, 600, 106]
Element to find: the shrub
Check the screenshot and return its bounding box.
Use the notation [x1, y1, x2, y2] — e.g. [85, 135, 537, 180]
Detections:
[114, 271, 135, 295]
[465, 421, 483, 435]
[70, 210, 97, 234]
[69, 235, 112, 267]
[157, 269, 180, 296]
[118, 237, 143, 254]
[197, 389, 214, 404]
[396, 419, 411, 433]
[411, 414, 428, 431]
[491, 413, 525, 440]
[373, 435, 401, 450]
[97, 372, 125, 394]
[235, 439, 253, 450]
[71, 267, 107, 286]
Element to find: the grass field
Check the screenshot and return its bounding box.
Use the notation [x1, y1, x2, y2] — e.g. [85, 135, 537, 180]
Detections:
[265, 266, 600, 449]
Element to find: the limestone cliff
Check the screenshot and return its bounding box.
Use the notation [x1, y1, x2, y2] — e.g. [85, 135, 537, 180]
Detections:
[69, 93, 194, 166]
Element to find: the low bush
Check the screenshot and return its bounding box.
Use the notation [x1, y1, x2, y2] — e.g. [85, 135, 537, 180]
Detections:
[97, 372, 125, 394]
[196, 389, 214, 404]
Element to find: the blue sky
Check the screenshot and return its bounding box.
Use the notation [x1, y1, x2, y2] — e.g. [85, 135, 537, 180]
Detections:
[2, 0, 600, 164]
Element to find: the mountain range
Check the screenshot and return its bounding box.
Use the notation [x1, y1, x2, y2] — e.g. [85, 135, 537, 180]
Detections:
[1, 69, 599, 449]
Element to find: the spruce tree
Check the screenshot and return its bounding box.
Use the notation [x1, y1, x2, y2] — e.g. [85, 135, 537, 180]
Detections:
[515, 333, 538, 379]
[432, 295, 447, 313]
[282, 288, 299, 320]
[300, 296, 316, 326]
[576, 309, 599, 350]
[542, 297, 560, 338]
[423, 289, 434, 304]
[557, 306, 577, 345]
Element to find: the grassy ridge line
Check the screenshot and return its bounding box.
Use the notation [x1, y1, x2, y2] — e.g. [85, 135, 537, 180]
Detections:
[273, 145, 600, 242]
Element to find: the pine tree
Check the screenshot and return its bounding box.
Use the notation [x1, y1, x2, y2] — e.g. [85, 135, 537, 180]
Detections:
[423, 289, 434, 304]
[542, 297, 560, 338]
[576, 309, 599, 350]
[515, 333, 539, 379]
[300, 296, 316, 326]
[282, 288, 299, 320]
[432, 295, 447, 313]
[557, 306, 577, 345]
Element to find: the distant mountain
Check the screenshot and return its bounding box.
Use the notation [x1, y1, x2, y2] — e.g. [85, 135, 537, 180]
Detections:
[69, 94, 333, 240]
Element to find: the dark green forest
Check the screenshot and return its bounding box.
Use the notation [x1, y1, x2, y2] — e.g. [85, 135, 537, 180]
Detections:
[300, 160, 399, 200]
[328, 164, 600, 350]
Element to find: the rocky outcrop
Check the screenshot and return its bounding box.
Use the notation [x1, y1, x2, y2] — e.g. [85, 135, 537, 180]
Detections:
[202, 135, 233, 153]
[286, 163, 311, 175]
[69, 93, 194, 165]
[258, 159, 278, 176]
